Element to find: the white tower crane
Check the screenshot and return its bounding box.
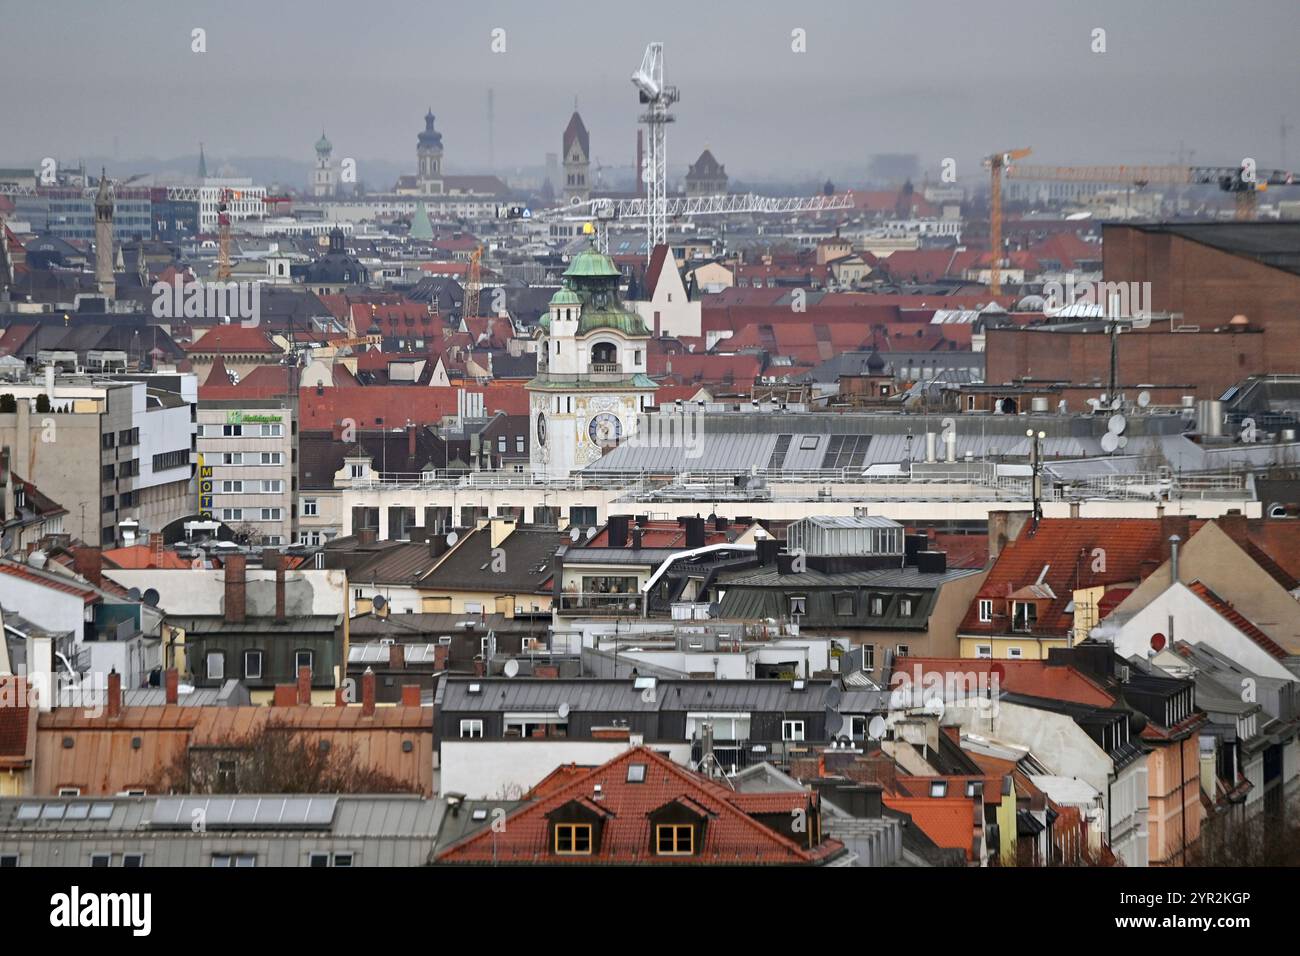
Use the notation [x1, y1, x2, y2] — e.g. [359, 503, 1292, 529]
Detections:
[632, 42, 678, 258]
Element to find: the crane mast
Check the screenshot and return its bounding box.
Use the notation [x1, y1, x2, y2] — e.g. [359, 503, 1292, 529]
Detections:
[632, 42, 678, 259]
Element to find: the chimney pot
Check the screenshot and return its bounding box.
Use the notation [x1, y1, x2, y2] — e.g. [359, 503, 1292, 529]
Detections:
[401, 684, 421, 707]
[106, 669, 122, 718]
[297, 665, 311, 705]
[362, 667, 376, 716]
[389, 642, 405, 670]
[224, 553, 247, 624]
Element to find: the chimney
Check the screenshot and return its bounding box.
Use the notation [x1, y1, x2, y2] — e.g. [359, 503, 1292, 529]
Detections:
[756, 537, 780, 566]
[925, 432, 937, 464]
[553, 546, 566, 605]
[361, 667, 376, 716]
[429, 533, 449, 560]
[407, 423, 417, 460]
[685, 516, 706, 549]
[388, 641, 405, 670]
[297, 664, 311, 705]
[1068, 500, 1080, 519]
[608, 515, 629, 549]
[631, 524, 643, 550]
[223, 553, 247, 624]
[401, 684, 421, 707]
[106, 669, 121, 718]
[72, 546, 103, 588]
[164, 668, 179, 705]
[356, 527, 377, 547]
[273, 684, 297, 707]
[1169, 535, 1182, 585]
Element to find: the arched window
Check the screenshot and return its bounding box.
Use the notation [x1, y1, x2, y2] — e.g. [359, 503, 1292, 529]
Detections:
[591, 342, 617, 369]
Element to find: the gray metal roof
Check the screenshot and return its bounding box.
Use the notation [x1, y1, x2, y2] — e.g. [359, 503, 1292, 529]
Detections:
[436, 676, 839, 714]
[123, 679, 250, 707]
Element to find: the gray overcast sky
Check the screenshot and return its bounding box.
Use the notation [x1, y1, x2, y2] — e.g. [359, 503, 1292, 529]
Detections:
[2, 0, 1298, 182]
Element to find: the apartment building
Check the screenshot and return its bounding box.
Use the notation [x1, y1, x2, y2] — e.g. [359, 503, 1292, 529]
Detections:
[196, 401, 296, 546]
[0, 373, 196, 545]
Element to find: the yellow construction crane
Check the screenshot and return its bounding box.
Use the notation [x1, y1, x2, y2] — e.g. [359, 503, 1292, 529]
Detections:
[216, 187, 239, 281]
[983, 148, 1032, 296]
[462, 245, 483, 319]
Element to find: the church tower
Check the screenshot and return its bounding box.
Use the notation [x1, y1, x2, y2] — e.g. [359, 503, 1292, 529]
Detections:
[94, 169, 115, 301]
[528, 247, 656, 479]
[312, 131, 338, 197]
[417, 109, 445, 196]
[562, 112, 591, 203]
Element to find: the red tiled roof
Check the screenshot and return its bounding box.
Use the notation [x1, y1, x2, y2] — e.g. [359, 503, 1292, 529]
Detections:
[0, 676, 36, 768]
[184, 324, 278, 354]
[899, 657, 1115, 708]
[101, 545, 193, 571]
[1187, 581, 1288, 660]
[581, 519, 736, 550]
[960, 519, 1169, 637]
[438, 746, 841, 865]
[297, 382, 528, 430]
[882, 795, 978, 860]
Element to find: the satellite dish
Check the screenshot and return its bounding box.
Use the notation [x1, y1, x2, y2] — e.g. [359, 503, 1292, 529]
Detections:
[585, 527, 597, 540]
[825, 684, 842, 709]
[825, 708, 844, 737]
[1117, 436, 1128, 449]
[372, 594, 387, 611]
[126, 587, 142, 602]
[868, 715, 887, 740]
[445, 530, 459, 547]
[1100, 432, 1119, 453]
[142, 588, 160, 608]
[1138, 390, 1151, 408]
[1150, 632, 1167, 651]
[557, 701, 570, 719]
[1108, 413, 1127, 434]
[503, 659, 520, 678]
[569, 527, 581, 542]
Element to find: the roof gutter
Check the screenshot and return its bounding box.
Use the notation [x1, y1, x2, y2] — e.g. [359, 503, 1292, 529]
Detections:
[640, 542, 757, 595]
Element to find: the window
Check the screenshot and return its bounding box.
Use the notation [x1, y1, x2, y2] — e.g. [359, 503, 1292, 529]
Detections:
[102, 463, 115, 481]
[862, 644, 875, 672]
[259, 423, 283, 437]
[221, 480, 244, 493]
[1007, 647, 1024, 660]
[899, 598, 914, 617]
[295, 650, 313, 676]
[460, 719, 483, 739]
[788, 595, 806, 617]
[244, 650, 263, 680]
[259, 508, 282, 521]
[122, 853, 144, 868]
[220, 508, 243, 521]
[627, 764, 647, 783]
[834, 593, 854, 616]
[309, 853, 330, 868]
[0, 854, 17, 868]
[978, 599, 993, 623]
[102, 433, 116, 450]
[221, 452, 243, 466]
[260, 452, 283, 465]
[895, 645, 910, 658]
[260, 480, 283, 494]
[1012, 601, 1038, 632]
[90, 853, 112, 867]
[302, 498, 318, 516]
[223, 424, 243, 437]
[870, 596, 884, 616]
[782, 720, 805, 742]
[350, 464, 364, 478]
[554, 823, 592, 855]
[929, 781, 948, 798]
[211, 854, 256, 867]
[976, 645, 992, 659]
[332, 853, 353, 868]
[515, 435, 525, 454]
[497, 436, 506, 453]
[58, 787, 81, 796]
[655, 824, 693, 855]
[206, 652, 224, 680]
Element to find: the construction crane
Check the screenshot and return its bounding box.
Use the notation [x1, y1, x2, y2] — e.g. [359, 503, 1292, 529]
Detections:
[983, 147, 1032, 296]
[632, 42, 679, 258]
[539, 192, 854, 254]
[1004, 161, 1298, 220]
[216, 187, 237, 281]
[462, 245, 483, 319]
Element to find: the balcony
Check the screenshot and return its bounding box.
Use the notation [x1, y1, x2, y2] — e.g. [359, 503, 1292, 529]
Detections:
[590, 362, 619, 374]
[556, 592, 643, 617]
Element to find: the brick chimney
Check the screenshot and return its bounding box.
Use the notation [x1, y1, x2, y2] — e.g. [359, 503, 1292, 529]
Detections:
[263, 550, 287, 624]
[401, 684, 421, 707]
[164, 668, 179, 705]
[273, 684, 297, 707]
[388, 642, 405, 670]
[72, 546, 103, 587]
[407, 423, 417, 460]
[106, 669, 121, 718]
[296, 665, 311, 705]
[361, 667, 376, 716]
[224, 553, 247, 624]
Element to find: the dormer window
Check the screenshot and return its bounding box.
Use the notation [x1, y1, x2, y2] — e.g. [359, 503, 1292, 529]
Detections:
[655, 825, 693, 855]
[554, 824, 592, 855]
[1012, 601, 1038, 632]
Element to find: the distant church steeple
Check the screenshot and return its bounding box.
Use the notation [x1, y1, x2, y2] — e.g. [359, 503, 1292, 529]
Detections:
[197, 142, 207, 180]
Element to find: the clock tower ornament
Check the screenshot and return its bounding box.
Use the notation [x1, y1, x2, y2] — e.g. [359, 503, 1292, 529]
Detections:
[527, 246, 657, 479]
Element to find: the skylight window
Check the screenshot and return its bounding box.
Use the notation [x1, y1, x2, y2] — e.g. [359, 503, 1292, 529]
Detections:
[627, 764, 647, 783]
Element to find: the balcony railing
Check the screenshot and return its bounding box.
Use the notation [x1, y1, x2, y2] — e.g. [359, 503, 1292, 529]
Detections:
[590, 363, 619, 374]
[556, 593, 643, 616]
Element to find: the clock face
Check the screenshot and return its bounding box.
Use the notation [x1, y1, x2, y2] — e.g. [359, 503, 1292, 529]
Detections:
[588, 412, 622, 449]
[536, 412, 547, 446]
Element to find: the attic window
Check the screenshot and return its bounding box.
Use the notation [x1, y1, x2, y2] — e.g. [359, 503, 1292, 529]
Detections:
[554, 823, 593, 856]
[468, 683, 482, 694]
[929, 781, 948, 798]
[1012, 602, 1038, 633]
[627, 764, 647, 783]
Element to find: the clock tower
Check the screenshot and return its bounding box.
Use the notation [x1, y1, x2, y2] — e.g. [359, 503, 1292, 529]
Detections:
[529, 247, 657, 479]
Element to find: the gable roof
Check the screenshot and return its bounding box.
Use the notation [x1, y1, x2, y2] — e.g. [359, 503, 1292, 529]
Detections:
[1186, 581, 1289, 660]
[437, 746, 841, 865]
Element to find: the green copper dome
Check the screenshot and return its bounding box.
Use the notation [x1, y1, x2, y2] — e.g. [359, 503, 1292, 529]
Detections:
[550, 287, 582, 306]
[315, 131, 332, 154]
[563, 248, 623, 279]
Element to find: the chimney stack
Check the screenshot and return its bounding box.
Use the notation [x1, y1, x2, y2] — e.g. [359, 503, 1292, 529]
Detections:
[608, 515, 629, 549]
[388, 641, 405, 671]
[224, 553, 247, 624]
[263, 550, 287, 624]
[296, 664, 311, 705]
[164, 668, 179, 705]
[106, 669, 122, 718]
[401, 684, 421, 707]
[72, 546, 103, 587]
[361, 667, 376, 717]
